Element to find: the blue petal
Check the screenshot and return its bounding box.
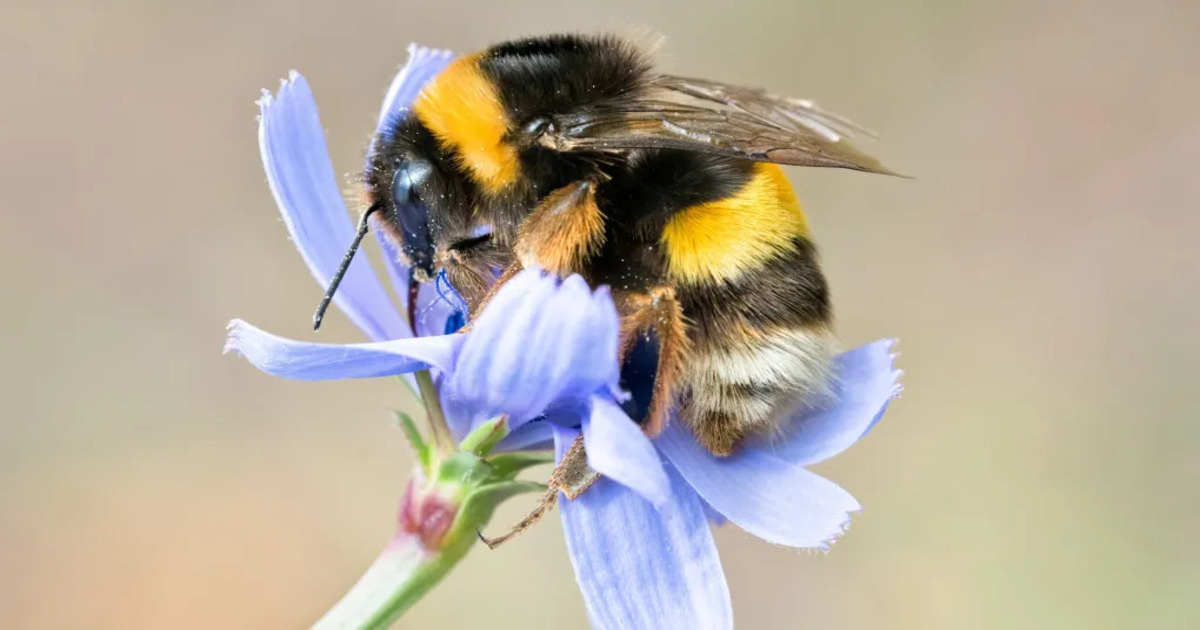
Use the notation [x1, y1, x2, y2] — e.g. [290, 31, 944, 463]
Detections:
[555, 428, 733, 630]
[224, 319, 460, 380]
[771, 339, 902, 466]
[440, 389, 557, 449]
[374, 45, 454, 136]
[657, 423, 861, 550]
[700, 497, 728, 527]
[415, 281, 457, 338]
[582, 395, 671, 507]
[370, 224, 413, 330]
[494, 420, 553, 452]
[444, 270, 622, 425]
[439, 388, 474, 442]
[445, 270, 551, 420]
[369, 46, 455, 311]
[258, 74, 408, 341]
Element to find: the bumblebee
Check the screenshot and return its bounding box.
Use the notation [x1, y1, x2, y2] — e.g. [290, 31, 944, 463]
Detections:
[315, 34, 894, 524]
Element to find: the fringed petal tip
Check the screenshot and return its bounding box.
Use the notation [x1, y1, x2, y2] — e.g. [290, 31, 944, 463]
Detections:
[223, 318, 250, 355]
[405, 43, 454, 66]
[883, 338, 905, 398]
[255, 70, 302, 110]
[658, 424, 861, 550]
[808, 508, 858, 554]
[255, 88, 272, 111]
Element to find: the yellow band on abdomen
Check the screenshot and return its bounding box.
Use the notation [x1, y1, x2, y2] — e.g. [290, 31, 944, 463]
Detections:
[661, 163, 810, 284]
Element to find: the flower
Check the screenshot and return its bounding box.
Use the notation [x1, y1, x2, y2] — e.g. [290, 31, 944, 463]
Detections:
[226, 45, 902, 630]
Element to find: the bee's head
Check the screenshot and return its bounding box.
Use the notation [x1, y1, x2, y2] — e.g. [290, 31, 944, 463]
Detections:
[312, 116, 476, 331]
[365, 116, 479, 283]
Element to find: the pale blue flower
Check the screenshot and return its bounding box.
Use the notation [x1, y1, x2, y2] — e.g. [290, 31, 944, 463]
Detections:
[225, 46, 901, 630]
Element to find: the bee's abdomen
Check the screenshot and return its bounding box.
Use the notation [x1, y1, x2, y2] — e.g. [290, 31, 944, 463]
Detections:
[592, 153, 834, 454]
[678, 237, 831, 347]
[675, 238, 835, 455]
[660, 163, 811, 285]
[661, 163, 836, 455]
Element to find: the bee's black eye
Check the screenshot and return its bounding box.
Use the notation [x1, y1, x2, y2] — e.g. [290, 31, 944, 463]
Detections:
[392, 159, 432, 205]
[521, 116, 553, 139]
[391, 160, 435, 277]
[392, 165, 414, 204]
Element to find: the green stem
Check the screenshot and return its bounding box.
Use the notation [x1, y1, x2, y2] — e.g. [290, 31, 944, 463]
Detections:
[312, 464, 544, 628]
[414, 369, 453, 452]
[312, 531, 473, 630]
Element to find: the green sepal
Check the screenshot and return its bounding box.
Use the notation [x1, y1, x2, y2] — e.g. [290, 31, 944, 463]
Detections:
[316, 412, 554, 628]
[486, 451, 555, 480]
[433, 452, 494, 494]
[458, 416, 509, 456]
[393, 410, 431, 473]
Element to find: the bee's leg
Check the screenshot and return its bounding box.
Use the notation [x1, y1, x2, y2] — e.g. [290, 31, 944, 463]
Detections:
[465, 180, 603, 329]
[478, 435, 600, 549]
[438, 234, 514, 314]
[619, 288, 690, 437]
[477, 487, 557, 549]
[514, 180, 604, 276]
[456, 261, 523, 333]
[550, 434, 603, 499]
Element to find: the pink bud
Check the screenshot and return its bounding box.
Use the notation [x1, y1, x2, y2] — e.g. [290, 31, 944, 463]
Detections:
[398, 478, 458, 550]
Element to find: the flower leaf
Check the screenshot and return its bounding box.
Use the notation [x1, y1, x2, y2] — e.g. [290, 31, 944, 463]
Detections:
[393, 410, 431, 473]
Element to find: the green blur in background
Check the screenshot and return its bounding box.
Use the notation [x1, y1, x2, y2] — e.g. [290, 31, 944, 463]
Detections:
[1, 0, 1197, 628]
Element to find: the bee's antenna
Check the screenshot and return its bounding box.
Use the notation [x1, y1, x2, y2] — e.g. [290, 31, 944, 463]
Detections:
[313, 203, 382, 331]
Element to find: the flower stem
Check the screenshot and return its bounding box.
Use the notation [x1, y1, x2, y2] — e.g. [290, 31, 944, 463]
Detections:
[313, 461, 544, 628]
[414, 369, 453, 452]
[312, 531, 470, 630]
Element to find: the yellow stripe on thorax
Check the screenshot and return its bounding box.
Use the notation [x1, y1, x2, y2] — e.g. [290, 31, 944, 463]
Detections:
[413, 54, 519, 193]
[661, 163, 810, 284]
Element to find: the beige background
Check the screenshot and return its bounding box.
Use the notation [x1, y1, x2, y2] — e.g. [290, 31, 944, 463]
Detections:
[2, 0, 1198, 628]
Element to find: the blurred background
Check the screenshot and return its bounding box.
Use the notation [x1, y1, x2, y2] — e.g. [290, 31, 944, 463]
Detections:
[2, 0, 1197, 627]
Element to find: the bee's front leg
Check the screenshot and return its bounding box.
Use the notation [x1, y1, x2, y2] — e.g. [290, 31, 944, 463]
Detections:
[513, 179, 604, 276]
[478, 435, 599, 549]
[456, 179, 604, 328]
[436, 234, 516, 317]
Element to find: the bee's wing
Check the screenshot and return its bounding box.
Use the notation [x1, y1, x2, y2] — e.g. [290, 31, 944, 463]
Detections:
[655, 75, 882, 142]
[540, 75, 899, 175]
